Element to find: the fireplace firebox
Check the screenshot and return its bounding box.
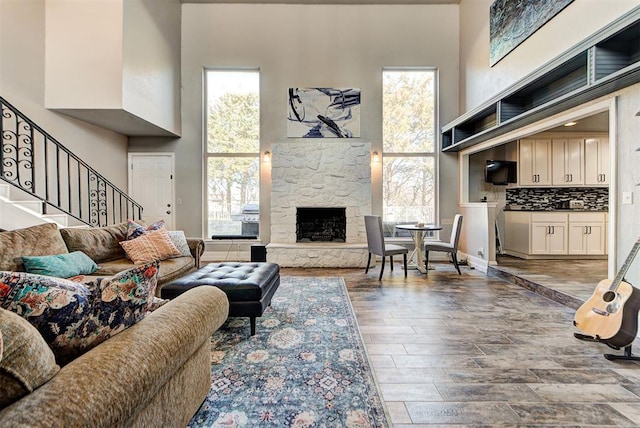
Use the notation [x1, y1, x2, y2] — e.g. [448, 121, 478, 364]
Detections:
[296, 207, 346, 242]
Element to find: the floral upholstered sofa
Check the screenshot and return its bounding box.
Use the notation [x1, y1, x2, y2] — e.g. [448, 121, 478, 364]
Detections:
[0, 223, 229, 426]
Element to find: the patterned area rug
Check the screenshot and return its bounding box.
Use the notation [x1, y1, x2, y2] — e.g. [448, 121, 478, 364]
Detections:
[188, 276, 389, 427]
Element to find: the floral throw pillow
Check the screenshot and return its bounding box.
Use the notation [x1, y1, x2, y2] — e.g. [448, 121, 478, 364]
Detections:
[0, 261, 158, 365]
[126, 219, 165, 240]
[0, 272, 93, 364]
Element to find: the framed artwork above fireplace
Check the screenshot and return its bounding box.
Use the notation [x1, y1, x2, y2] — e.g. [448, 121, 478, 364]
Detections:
[287, 87, 361, 138]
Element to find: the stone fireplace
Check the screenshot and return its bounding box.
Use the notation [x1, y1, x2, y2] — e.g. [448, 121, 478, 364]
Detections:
[267, 141, 371, 267]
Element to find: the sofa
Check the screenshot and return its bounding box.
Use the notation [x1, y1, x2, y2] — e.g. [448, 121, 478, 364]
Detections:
[0, 285, 230, 427]
[0, 222, 204, 295]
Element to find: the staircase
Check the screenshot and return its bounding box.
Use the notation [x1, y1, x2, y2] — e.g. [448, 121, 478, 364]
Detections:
[0, 97, 143, 230]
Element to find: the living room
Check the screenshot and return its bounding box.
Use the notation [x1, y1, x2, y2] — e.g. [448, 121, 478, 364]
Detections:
[2, 0, 640, 426]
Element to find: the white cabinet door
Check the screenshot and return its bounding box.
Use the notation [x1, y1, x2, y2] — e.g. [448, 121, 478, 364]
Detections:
[584, 138, 609, 185]
[519, 139, 552, 186]
[568, 223, 606, 255]
[568, 213, 606, 255]
[552, 138, 584, 185]
[530, 213, 568, 255]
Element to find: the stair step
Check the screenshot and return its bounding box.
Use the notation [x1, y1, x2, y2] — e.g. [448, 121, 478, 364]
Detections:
[41, 214, 69, 227]
[11, 200, 44, 215]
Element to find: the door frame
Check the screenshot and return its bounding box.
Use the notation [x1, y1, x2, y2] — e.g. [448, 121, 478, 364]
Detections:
[458, 97, 616, 279]
[127, 152, 176, 229]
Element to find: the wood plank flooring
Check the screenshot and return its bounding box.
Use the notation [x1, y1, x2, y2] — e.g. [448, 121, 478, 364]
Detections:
[282, 261, 640, 427]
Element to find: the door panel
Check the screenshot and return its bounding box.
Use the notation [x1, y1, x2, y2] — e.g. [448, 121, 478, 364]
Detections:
[128, 154, 174, 229]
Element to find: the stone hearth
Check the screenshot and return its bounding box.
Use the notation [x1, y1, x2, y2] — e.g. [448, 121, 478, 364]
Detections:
[267, 141, 371, 267]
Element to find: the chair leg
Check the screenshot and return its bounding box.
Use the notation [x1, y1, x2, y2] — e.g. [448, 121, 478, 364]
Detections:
[390, 256, 394, 271]
[365, 252, 372, 273]
[451, 252, 461, 275]
[424, 251, 430, 274]
[379, 256, 385, 281]
[403, 253, 407, 277]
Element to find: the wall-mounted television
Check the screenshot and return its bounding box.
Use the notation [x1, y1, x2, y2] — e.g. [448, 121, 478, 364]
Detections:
[485, 160, 517, 185]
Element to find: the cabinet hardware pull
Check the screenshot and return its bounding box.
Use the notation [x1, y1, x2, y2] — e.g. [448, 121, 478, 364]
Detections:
[569, 174, 573, 182]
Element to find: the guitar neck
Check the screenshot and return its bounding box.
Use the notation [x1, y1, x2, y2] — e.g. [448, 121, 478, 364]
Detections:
[610, 240, 640, 291]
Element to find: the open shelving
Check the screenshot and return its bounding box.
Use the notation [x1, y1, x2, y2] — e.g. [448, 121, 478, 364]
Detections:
[442, 8, 640, 152]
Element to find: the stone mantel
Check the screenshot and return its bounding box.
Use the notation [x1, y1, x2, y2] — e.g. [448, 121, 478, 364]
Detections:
[268, 141, 371, 267]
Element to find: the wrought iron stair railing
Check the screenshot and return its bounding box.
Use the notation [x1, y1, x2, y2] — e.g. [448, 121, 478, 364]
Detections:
[1, 96, 143, 227]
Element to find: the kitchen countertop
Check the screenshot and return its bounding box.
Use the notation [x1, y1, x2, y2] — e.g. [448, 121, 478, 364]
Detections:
[504, 208, 608, 212]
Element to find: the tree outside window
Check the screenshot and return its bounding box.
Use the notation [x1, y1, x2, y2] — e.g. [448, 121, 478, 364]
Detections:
[206, 70, 260, 238]
[382, 69, 437, 237]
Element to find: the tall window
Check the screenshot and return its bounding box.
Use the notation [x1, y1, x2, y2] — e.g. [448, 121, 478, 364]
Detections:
[205, 70, 260, 238]
[382, 69, 437, 236]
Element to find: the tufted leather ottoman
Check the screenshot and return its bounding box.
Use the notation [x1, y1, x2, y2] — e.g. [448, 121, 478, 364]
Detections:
[161, 262, 280, 336]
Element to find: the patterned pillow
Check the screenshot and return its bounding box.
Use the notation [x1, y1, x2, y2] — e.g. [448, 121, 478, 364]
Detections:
[0, 262, 158, 365]
[22, 251, 98, 278]
[120, 229, 181, 264]
[166, 230, 192, 257]
[126, 219, 165, 240]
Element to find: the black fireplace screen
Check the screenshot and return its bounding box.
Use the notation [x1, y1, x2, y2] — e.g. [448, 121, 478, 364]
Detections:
[296, 207, 346, 242]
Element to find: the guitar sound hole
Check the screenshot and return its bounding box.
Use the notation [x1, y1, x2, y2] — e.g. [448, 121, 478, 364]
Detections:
[603, 291, 616, 302]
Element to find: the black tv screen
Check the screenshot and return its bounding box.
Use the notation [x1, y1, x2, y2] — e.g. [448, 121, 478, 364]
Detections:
[485, 160, 517, 185]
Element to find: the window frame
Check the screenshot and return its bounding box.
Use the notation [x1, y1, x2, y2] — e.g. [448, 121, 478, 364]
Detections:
[381, 67, 439, 240]
[203, 67, 261, 240]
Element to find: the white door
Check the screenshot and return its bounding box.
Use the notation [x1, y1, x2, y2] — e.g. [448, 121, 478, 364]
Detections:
[128, 153, 175, 229]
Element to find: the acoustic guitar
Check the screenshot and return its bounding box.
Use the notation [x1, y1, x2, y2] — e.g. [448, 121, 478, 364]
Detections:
[574, 238, 640, 349]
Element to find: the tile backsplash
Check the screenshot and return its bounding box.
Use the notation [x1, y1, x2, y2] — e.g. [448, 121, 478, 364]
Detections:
[506, 187, 608, 211]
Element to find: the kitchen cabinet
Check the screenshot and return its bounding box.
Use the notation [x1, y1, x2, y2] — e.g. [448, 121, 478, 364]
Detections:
[568, 212, 606, 255]
[519, 139, 552, 186]
[552, 138, 584, 186]
[504, 211, 607, 258]
[530, 212, 568, 255]
[584, 137, 609, 185]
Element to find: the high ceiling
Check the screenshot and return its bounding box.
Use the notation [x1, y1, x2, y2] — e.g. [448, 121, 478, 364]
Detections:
[182, 0, 459, 4]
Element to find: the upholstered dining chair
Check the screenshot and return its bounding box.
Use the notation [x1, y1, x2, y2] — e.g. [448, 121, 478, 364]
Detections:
[424, 214, 464, 274]
[364, 215, 408, 280]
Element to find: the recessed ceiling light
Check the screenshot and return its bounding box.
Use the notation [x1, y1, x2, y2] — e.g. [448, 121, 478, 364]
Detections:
[563, 121, 578, 127]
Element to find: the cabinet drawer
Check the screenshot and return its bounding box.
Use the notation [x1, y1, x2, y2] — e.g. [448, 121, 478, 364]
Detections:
[569, 212, 605, 222]
[531, 212, 568, 223]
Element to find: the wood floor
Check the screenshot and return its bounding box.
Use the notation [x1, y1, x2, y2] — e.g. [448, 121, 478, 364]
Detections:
[282, 261, 640, 427]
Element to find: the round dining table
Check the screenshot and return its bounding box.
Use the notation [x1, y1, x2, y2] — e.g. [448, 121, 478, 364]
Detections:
[395, 223, 443, 273]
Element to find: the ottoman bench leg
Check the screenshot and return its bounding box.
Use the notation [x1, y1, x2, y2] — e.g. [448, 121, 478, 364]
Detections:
[250, 317, 257, 336]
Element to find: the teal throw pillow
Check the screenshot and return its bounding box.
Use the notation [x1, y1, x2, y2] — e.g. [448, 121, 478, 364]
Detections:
[22, 251, 98, 278]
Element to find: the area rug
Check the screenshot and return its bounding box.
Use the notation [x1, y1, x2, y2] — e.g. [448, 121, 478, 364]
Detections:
[188, 276, 390, 427]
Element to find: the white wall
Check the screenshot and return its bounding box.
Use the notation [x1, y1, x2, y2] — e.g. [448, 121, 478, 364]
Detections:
[130, 4, 461, 239]
[459, 0, 640, 111]
[123, 0, 181, 134]
[0, 0, 128, 195]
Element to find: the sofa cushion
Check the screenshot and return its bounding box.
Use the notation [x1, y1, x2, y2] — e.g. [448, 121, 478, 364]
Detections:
[0, 307, 60, 409]
[60, 223, 128, 263]
[0, 224, 68, 272]
[22, 251, 98, 278]
[119, 229, 181, 264]
[126, 219, 165, 240]
[0, 262, 158, 365]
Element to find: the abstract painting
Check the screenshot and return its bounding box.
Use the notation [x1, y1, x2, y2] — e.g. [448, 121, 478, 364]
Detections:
[287, 88, 361, 138]
[490, 0, 574, 67]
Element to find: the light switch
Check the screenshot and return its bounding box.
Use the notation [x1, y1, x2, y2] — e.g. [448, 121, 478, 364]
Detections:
[623, 192, 633, 205]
